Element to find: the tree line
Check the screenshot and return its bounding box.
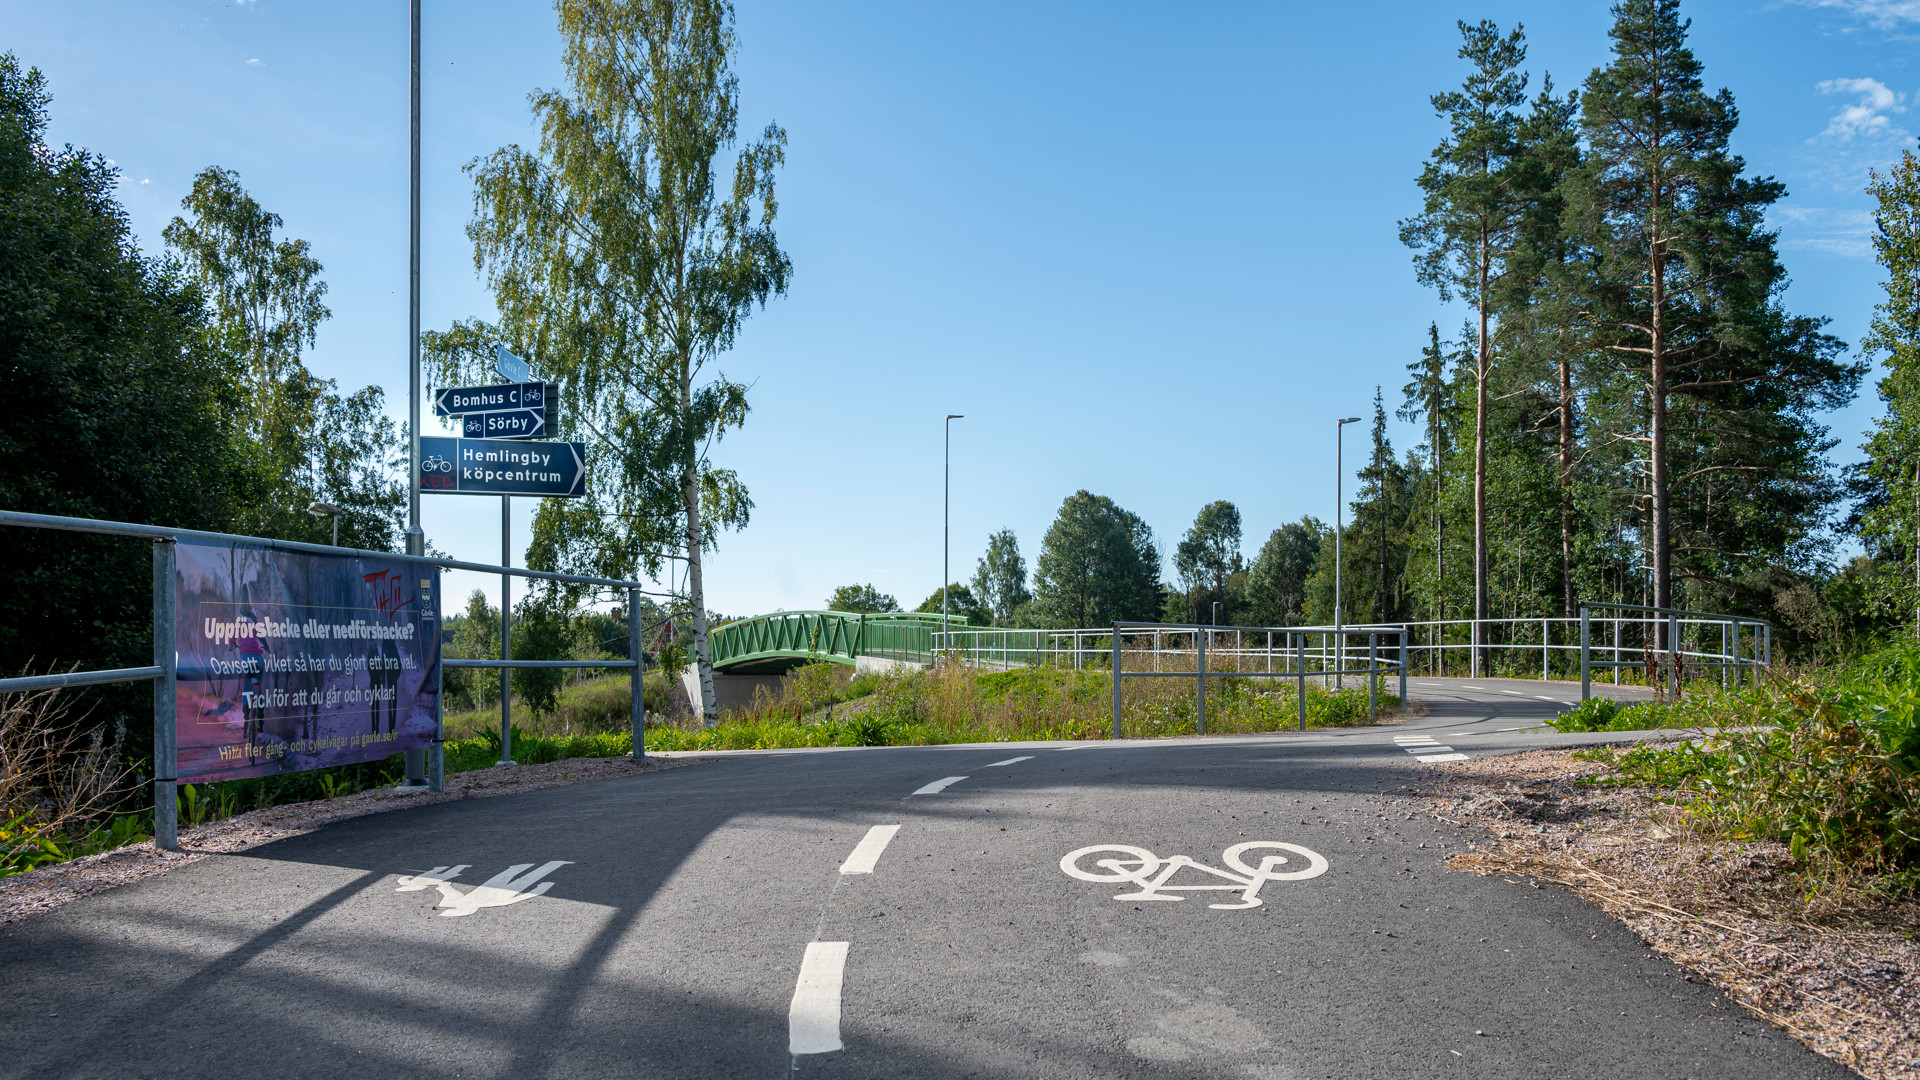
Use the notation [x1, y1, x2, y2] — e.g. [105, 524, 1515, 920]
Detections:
[0, 54, 406, 739]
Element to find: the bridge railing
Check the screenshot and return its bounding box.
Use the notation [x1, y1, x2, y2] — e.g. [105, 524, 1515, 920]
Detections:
[708, 610, 969, 669]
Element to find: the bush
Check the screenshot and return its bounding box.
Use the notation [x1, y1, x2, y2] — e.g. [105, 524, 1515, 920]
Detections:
[1577, 642, 1920, 887]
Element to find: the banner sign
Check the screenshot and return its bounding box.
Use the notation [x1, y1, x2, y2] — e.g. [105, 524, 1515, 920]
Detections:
[432, 381, 547, 418]
[419, 435, 587, 497]
[173, 540, 441, 783]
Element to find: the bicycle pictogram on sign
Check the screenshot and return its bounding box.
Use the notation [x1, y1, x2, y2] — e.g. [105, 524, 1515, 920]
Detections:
[1059, 842, 1329, 910]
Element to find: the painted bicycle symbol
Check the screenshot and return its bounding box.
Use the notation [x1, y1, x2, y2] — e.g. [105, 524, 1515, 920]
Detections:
[1060, 841, 1329, 910]
[421, 454, 455, 474]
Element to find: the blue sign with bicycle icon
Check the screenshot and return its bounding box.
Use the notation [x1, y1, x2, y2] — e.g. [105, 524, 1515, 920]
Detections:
[419, 436, 586, 498]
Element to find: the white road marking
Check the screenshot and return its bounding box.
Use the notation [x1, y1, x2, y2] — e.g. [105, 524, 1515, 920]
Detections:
[1500, 690, 1524, 696]
[1060, 842, 1329, 909]
[839, 825, 901, 875]
[984, 756, 1034, 767]
[1417, 753, 1470, 763]
[911, 776, 968, 795]
[788, 941, 850, 1054]
[1446, 731, 1473, 735]
[1404, 745, 1454, 753]
[1461, 685, 1484, 690]
[396, 861, 571, 918]
[1498, 726, 1520, 731]
[1533, 695, 1558, 701]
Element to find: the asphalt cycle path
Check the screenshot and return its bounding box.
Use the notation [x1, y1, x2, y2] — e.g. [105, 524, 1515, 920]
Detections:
[1, 679, 1837, 1080]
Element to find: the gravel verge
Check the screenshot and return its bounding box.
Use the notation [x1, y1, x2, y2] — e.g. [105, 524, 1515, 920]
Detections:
[0, 753, 700, 930]
[1409, 747, 1918, 1079]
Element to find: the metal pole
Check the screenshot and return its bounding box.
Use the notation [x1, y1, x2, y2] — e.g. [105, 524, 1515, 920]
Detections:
[944, 414, 962, 639]
[1720, 620, 1729, 689]
[499, 495, 515, 766]
[1196, 628, 1207, 736]
[407, 0, 422, 542]
[1295, 632, 1306, 731]
[400, 0, 430, 791]
[1335, 416, 1359, 687]
[1731, 620, 1742, 688]
[1367, 632, 1377, 722]
[1580, 604, 1591, 701]
[1542, 617, 1548, 681]
[1667, 610, 1680, 699]
[152, 540, 178, 851]
[1398, 628, 1406, 707]
[629, 586, 645, 760]
[1110, 624, 1122, 740]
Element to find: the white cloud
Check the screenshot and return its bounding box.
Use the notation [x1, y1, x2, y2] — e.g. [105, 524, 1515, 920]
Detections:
[1816, 77, 1906, 139]
[1796, 0, 1920, 27]
[139, 178, 150, 185]
[1772, 205, 1876, 259]
[245, 58, 262, 66]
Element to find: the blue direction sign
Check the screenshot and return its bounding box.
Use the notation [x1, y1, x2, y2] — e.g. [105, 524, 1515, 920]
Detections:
[419, 436, 585, 498]
[433, 381, 547, 419]
[462, 409, 546, 439]
[495, 344, 532, 384]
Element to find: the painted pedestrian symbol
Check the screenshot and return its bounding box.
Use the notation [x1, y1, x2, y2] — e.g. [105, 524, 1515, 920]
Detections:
[395, 861, 572, 917]
[1059, 842, 1328, 910]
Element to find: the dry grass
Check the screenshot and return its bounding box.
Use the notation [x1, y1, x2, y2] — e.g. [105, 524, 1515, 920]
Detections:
[0, 687, 132, 841]
[1412, 749, 1919, 1078]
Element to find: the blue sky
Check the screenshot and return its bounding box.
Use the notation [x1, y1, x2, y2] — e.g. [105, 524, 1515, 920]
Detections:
[5, 0, 1917, 615]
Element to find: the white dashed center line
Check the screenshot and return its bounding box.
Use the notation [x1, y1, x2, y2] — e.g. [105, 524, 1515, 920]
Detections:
[1416, 753, 1470, 763]
[789, 941, 849, 1054]
[1500, 690, 1524, 696]
[910, 776, 968, 795]
[984, 756, 1034, 767]
[838, 825, 901, 875]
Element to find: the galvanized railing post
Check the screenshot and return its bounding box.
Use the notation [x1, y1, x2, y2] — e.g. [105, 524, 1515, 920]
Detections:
[1110, 624, 1122, 740]
[1196, 628, 1207, 736]
[629, 586, 645, 760]
[1398, 628, 1407, 707]
[152, 539, 178, 851]
[401, 527, 429, 789]
[1367, 632, 1377, 723]
[1580, 604, 1591, 702]
[1295, 632, 1306, 731]
[1667, 610, 1680, 698]
[1542, 617, 1549, 681]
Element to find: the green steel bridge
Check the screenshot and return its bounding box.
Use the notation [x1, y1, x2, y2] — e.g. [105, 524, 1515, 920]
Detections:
[707, 610, 969, 674]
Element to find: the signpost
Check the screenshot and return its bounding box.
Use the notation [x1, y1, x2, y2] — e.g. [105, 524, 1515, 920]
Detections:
[419, 436, 586, 498]
[462, 409, 546, 439]
[433, 381, 549, 418]
[423, 349, 576, 768]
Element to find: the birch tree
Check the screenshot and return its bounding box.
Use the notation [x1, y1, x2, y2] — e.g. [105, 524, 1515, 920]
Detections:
[464, 0, 790, 724]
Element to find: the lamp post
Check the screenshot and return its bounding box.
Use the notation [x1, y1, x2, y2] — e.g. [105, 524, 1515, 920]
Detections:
[307, 501, 344, 547]
[1335, 416, 1362, 687]
[944, 414, 964, 650]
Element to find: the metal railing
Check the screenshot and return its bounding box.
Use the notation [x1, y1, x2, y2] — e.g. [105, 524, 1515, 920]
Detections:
[0, 509, 649, 851]
[1352, 609, 1772, 689]
[708, 610, 969, 670]
[1578, 601, 1771, 701]
[1102, 621, 1409, 739]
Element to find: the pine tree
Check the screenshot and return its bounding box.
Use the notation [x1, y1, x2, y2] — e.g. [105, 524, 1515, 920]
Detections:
[1569, 0, 1857, 628]
[1400, 19, 1534, 671]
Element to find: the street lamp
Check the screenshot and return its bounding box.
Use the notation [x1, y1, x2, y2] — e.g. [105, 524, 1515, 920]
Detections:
[944, 414, 964, 649]
[307, 501, 344, 547]
[1335, 417, 1362, 687]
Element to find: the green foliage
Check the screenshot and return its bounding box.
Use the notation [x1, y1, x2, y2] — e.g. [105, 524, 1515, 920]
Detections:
[1171, 501, 1245, 624]
[915, 584, 989, 626]
[1031, 491, 1163, 628]
[1852, 148, 1920, 625]
[827, 583, 899, 614]
[1241, 519, 1322, 627]
[971, 529, 1032, 626]
[1574, 642, 1920, 883]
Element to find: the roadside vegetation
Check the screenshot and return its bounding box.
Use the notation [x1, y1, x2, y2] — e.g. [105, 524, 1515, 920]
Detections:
[1544, 642, 1920, 892]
